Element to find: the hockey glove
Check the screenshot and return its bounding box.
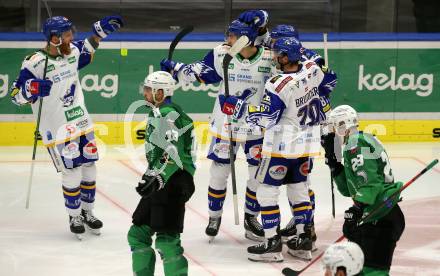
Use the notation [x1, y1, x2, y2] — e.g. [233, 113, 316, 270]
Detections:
[93, 15, 124, 39]
[160, 59, 184, 80]
[238, 10, 269, 28]
[24, 79, 52, 102]
[219, 95, 246, 119]
[343, 204, 364, 241]
[322, 133, 344, 176]
[136, 173, 165, 198]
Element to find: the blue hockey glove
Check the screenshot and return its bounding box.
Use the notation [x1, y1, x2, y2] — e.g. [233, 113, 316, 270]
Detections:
[218, 89, 252, 119]
[24, 79, 52, 102]
[160, 59, 184, 79]
[136, 173, 165, 198]
[238, 10, 269, 27]
[219, 95, 246, 119]
[93, 15, 124, 39]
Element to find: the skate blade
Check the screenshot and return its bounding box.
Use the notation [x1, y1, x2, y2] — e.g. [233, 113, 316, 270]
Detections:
[287, 249, 312, 261]
[248, 252, 284, 263]
[245, 231, 265, 242]
[74, 233, 83, 241]
[312, 242, 317, 252]
[208, 235, 216, 243]
[86, 226, 101, 236]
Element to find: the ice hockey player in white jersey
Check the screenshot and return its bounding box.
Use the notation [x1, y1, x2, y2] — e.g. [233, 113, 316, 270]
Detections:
[160, 17, 273, 242]
[239, 9, 338, 249]
[221, 37, 324, 262]
[10, 15, 123, 239]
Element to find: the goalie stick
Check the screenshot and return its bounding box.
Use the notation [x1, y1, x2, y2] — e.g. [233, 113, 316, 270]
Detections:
[222, 35, 250, 225]
[282, 158, 439, 276]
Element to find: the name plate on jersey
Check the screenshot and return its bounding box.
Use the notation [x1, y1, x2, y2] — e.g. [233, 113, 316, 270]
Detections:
[262, 124, 321, 158]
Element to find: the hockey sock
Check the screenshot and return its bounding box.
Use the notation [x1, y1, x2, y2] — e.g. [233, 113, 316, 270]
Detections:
[245, 187, 260, 215]
[292, 202, 312, 227]
[260, 205, 281, 237]
[155, 233, 188, 276]
[208, 186, 226, 216]
[80, 181, 96, 210]
[62, 186, 81, 216]
[128, 225, 156, 276]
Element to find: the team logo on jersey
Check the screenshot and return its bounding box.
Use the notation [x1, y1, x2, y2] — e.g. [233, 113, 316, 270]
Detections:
[258, 66, 271, 73]
[68, 56, 76, 64]
[269, 165, 287, 180]
[65, 124, 76, 135]
[299, 161, 310, 176]
[83, 140, 98, 159]
[46, 64, 55, 73]
[61, 84, 76, 107]
[213, 142, 230, 159]
[61, 142, 80, 159]
[64, 106, 84, 121]
[270, 75, 282, 84]
[249, 144, 262, 160]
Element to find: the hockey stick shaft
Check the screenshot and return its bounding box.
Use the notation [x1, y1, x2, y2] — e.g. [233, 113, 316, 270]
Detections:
[323, 33, 335, 218]
[282, 158, 439, 276]
[26, 50, 49, 209]
[168, 26, 194, 60]
[221, 36, 249, 225]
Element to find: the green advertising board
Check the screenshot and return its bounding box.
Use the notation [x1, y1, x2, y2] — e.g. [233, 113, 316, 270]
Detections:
[0, 44, 439, 115]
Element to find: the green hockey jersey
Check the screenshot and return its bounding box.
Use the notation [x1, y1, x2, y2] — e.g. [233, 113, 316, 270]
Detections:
[144, 100, 196, 184]
[334, 131, 403, 223]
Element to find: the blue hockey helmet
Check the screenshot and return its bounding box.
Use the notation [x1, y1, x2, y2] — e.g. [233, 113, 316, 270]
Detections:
[270, 24, 299, 40]
[227, 19, 258, 43]
[272, 37, 303, 62]
[42, 16, 74, 41]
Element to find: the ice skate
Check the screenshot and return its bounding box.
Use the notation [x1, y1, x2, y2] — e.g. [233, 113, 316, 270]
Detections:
[244, 213, 265, 242]
[286, 232, 313, 261]
[247, 235, 283, 262]
[278, 217, 297, 243]
[206, 216, 221, 243]
[81, 209, 103, 235]
[69, 215, 85, 240]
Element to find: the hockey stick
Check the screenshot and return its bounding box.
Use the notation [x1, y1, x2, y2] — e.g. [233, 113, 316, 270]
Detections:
[282, 158, 439, 276]
[168, 26, 194, 60]
[25, 1, 52, 209]
[323, 32, 335, 219]
[222, 35, 250, 225]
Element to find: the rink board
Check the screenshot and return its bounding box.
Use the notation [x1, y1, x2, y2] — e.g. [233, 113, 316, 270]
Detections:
[1, 119, 440, 146]
[0, 33, 439, 144]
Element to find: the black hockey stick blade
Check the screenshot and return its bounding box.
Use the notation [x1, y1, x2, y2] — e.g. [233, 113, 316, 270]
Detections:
[282, 267, 300, 276]
[168, 26, 194, 60]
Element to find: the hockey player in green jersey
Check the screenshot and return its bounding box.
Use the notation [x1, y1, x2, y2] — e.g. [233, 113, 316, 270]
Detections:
[127, 71, 196, 276]
[323, 105, 405, 276]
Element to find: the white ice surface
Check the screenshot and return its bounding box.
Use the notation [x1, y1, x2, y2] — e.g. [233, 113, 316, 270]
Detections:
[1, 142, 439, 276]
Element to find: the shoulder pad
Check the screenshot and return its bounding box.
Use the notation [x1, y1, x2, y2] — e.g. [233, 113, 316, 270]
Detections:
[266, 74, 297, 94]
[23, 51, 45, 68]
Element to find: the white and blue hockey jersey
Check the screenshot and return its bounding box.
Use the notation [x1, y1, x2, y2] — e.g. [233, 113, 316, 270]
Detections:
[254, 61, 324, 158]
[10, 40, 96, 146]
[175, 44, 275, 141]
